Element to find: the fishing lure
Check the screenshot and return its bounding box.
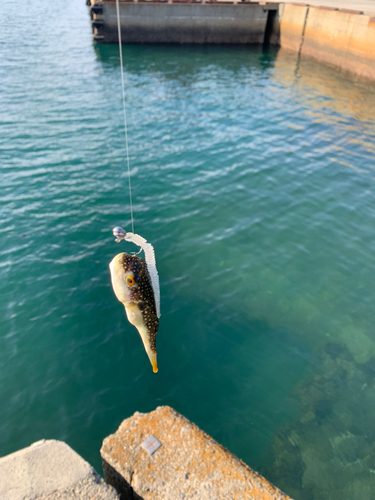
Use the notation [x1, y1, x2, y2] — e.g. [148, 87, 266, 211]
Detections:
[109, 227, 160, 373]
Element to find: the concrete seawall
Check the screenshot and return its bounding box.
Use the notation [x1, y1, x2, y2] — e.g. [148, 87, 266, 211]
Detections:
[89, 0, 375, 80]
[91, 1, 278, 45]
[280, 3, 375, 80]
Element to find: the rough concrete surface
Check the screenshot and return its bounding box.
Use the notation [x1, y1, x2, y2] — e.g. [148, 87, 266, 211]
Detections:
[101, 405, 292, 500]
[0, 439, 119, 500]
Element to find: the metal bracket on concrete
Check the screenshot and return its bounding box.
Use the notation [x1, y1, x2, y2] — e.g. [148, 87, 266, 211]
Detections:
[259, 2, 278, 10]
[92, 19, 104, 29]
[141, 435, 162, 456]
[91, 3, 104, 14]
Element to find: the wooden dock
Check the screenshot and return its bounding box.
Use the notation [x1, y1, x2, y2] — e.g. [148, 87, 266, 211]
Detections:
[88, 0, 375, 80]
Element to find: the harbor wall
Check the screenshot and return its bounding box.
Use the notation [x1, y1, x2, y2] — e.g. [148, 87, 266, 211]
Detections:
[303, 7, 375, 81]
[89, 1, 375, 80]
[92, 2, 276, 45]
[279, 4, 375, 80]
[278, 3, 308, 52]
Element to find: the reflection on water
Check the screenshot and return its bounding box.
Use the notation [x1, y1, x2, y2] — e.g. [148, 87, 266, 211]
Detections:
[2, 3, 375, 499]
[274, 49, 375, 124]
[254, 48, 375, 500]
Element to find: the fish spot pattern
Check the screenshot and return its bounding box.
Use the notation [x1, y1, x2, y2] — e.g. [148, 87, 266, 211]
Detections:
[121, 253, 159, 353]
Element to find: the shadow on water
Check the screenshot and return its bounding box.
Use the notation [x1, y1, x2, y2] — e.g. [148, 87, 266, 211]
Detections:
[94, 43, 280, 81]
[93, 43, 375, 122]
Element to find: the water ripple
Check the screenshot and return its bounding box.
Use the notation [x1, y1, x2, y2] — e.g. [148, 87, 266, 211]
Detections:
[2, 2, 375, 499]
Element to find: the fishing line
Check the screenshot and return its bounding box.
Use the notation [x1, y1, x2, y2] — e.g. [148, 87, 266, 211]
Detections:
[112, 2, 161, 319]
[115, 0, 134, 233]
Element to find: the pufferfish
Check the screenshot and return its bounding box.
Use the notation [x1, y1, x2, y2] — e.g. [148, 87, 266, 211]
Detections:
[109, 252, 159, 373]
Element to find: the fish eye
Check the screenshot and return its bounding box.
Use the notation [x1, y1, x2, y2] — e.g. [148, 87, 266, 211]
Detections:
[126, 276, 135, 286]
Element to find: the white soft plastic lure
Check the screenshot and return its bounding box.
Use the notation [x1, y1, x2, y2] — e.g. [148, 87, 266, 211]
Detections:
[112, 227, 160, 318]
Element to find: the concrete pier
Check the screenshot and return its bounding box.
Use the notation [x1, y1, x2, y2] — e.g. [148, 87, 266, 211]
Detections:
[88, 0, 375, 80]
[90, 1, 278, 45]
[279, 3, 375, 80]
[101, 405, 291, 500]
[280, 4, 375, 79]
[0, 410, 291, 500]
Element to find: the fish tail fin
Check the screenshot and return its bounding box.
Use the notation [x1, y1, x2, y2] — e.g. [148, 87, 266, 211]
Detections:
[134, 325, 158, 373]
[148, 351, 158, 373]
[138, 330, 158, 373]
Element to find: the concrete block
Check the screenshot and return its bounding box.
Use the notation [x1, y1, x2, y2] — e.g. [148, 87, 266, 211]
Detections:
[302, 7, 375, 80]
[279, 3, 308, 52]
[0, 439, 120, 500]
[101, 405, 292, 500]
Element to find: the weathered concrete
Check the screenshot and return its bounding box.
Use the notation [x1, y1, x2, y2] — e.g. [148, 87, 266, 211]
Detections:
[279, 3, 308, 52]
[88, 0, 375, 80]
[282, 0, 375, 15]
[302, 7, 375, 80]
[101, 405, 292, 500]
[93, 2, 274, 44]
[0, 439, 119, 500]
[279, 3, 375, 80]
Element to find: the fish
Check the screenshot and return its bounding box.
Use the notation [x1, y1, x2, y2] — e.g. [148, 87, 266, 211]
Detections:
[109, 252, 159, 373]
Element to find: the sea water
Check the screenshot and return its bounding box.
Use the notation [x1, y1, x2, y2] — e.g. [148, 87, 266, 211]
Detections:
[1, 1, 375, 499]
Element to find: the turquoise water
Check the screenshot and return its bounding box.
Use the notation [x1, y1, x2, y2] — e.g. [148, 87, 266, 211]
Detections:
[2, 1, 375, 499]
